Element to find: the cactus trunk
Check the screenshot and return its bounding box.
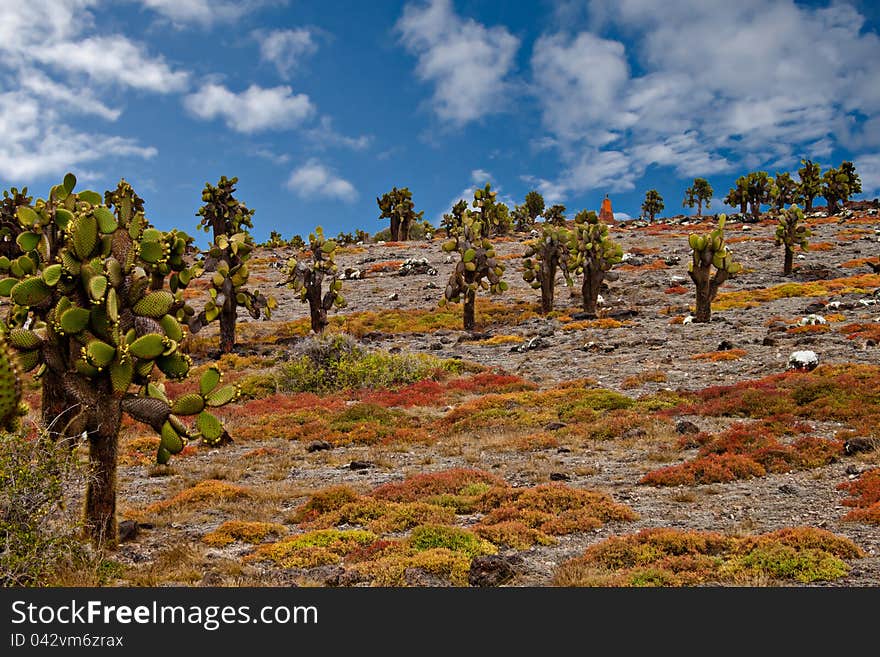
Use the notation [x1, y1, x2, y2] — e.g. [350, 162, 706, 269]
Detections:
[219, 303, 236, 354]
[694, 280, 713, 322]
[784, 248, 794, 276]
[540, 260, 557, 314]
[581, 270, 604, 315]
[41, 375, 71, 440]
[463, 292, 476, 331]
[696, 200, 703, 217]
[84, 396, 122, 547]
[805, 196, 813, 212]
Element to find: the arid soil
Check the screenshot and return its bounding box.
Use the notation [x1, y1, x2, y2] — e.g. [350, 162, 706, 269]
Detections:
[102, 210, 880, 586]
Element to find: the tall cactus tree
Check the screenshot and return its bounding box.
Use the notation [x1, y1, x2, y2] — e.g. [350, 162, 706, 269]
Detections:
[377, 187, 424, 242]
[641, 189, 664, 222]
[0, 174, 238, 546]
[687, 215, 742, 322]
[797, 159, 822, 212]
[683, 178, 713, 217]
[840, 160, 862, 197]
[822, 167, 851, 216]
[522, 223, 571, 314]
[188, 176, 275, 354]
[745, 171, 773, 220]
[775, 205, 810, 276]
[471, 183, 510, 236]
[543, 204, 567, 227]
[285, 226, 345, 334]
[441, 199, 468, 237]
[440, 211, 507, 331]
[524, 190, 545, 223]
[724, 176, 749, 216]
[568, 210, 623, 315]
[770, 172, 800, 211]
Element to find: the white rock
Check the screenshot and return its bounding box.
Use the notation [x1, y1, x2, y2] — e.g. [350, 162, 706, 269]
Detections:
[788, 350, 819, 371]
[798, 314, 827, 326]
[683, 315, 694, 324]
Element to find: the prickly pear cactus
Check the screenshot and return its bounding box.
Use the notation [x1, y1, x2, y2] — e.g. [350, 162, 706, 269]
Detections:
[377, 187, 424, 242]
[522, 223, 571, 314]
[471, 184, 510, 236]
[188, 176, 276, 353]
[543, 204, 567, 227]
[775, 204, 810, 276]
[568, 210, 623, 315]
[0, 173, 239, 546]
[285, 226, 345, 334]
[687, 214, 742, 322]
[441, 200, 468, 237]
[0, 335, 22, 430]
[439, 210, 507, 331]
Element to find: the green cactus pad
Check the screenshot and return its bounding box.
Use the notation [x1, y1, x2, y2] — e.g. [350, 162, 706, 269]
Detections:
[73, 212, 98, 259]
[171, 393, 205, 416]
[129, 333, 167, 360]
[159, 314, 183, 342]
[196, 410, 224, 444]
[60, 307, 91, 334]
[16, 349, 41, 373]
[7, 328, 43, 351]
[78, 190, 102, 206]
[139, 240, 165, 264]
[133, 291, 175, 318]
[199, 366, 221, 396]
[54, 208, 74, 230]
[85, 340, 116, 368]
[160, 420, 185, 453]
[109, 359, 134, 395]
[0, 278, 16, 296]
[11, 276, 52, 306]
[42, 263, 63, 287]
[87, 275, 108, 304]
[16, 231, 41, 253]
[0, 337, 22, 429]
[205, 383, 238, 407]
[156, 445, 172, 465]
[93, 206, 118, 234]
[156, 351, 190, 380]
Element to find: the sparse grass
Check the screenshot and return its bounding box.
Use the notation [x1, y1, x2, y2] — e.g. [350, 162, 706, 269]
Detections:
[692, 349, 747, 362]
[202, 521, 288, 547]
[713, 274, 880, 310]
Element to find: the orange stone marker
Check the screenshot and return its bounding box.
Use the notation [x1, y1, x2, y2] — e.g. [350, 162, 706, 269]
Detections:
[599, 194, 615, 224]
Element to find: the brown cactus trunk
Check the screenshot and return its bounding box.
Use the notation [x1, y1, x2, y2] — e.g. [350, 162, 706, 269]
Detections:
[219, 303, 236, 354]
[390, 216, 401, 242]
[540, 260, 557, 315]
[463, 292, 476, 331]
[84, 396, 123, 548]
[784, 248, 794, 276]
[696, 200, 703, 217]
[307, 276, 328, 334]
[805, 196, 813, 212]
[581, 268, 604, 315]
[694, 282, 712, 322]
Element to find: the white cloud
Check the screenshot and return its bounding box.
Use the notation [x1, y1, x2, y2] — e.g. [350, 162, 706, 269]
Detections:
[34, 35, 189, 93]
[184, 83, 315, 133]
[530, 0, 880, 197]
[0, 92, 156, 181]
[0, 1, 180, 181]
[258, 28, 319, 77]
[286, 160, 357, 202]
[305, 116, 372, 151]
[855, 154, 880, 198]
[137, 0, 266, 27]
[396, 0, 520, 125]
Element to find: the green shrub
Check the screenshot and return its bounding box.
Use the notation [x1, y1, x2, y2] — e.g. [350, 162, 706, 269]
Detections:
[1, 430, 84, 586]
[278, 334, 467, 392]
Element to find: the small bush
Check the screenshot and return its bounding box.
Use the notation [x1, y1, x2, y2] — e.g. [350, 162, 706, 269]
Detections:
[1, 431, 84, 586]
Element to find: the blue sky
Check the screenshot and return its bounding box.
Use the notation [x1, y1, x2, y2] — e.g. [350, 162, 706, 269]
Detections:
[1, 0, 879, 244]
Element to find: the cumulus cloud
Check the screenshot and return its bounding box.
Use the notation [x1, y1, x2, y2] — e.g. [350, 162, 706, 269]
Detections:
[396, 0, 520, 125]
[0, 0, 181, 181]
[286, 160, 358, 202]
[855, 153, 880, 197]
[184, 83, 315, 133]
[257, 28, 319, 77]
[137, 0, 267, 27]
[529, 0, 880, 198]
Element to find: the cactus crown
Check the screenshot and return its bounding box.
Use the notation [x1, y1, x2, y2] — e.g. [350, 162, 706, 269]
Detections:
[687, 214, 742, 277]
[440, 210, 507, 306]
[568, 210, 623, 274]
[543, 204, 567, 227]
[285, 226, 345, 331]
[0, 174, 238, 463]
[197, 175, 254, 236]
[775, 204, 810, 250]
[522, 222, 572, 289]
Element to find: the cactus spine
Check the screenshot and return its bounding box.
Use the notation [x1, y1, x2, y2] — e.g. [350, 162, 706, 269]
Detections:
[285, 226, 345, 334]
[188, 176, 276, 353]
[440, 206, 507, 331]
[568, 210, 623, 315]
[0, 174, 238, 547]
[687, 215, 742, 322]
[522, 223, 571, 314]
[775, 205, 810, 276]
[377, 187, 423, 242]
